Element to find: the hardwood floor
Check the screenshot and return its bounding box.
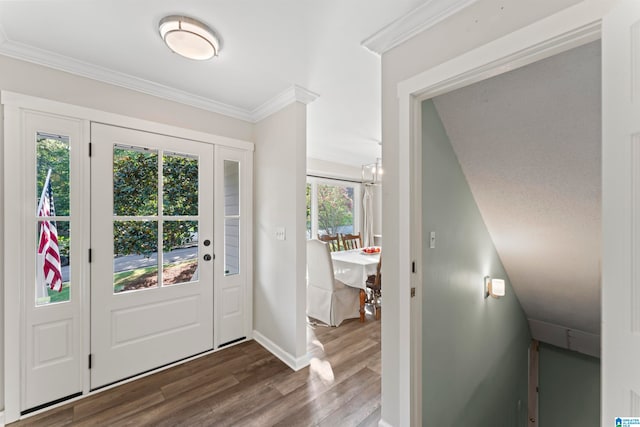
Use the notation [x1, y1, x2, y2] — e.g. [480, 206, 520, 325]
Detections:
[11, 315, 381, 426]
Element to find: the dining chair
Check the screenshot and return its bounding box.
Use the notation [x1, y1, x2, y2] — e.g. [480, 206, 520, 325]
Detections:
[318, 233, 341, 252]
[306, 239, 360, 326]
[341, 232, 362, 250]
[366, 256, 382, 320]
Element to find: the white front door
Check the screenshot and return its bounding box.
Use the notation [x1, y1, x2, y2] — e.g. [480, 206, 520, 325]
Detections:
[602, 0, 640, 421]
[90, 123, 214, 388]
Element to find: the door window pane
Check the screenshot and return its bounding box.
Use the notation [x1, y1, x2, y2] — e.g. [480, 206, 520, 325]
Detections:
[113, 145, 158, 216]
[224, 161, 240, 216]
[163, 152, 198, 216]
[163, 221, 198, 286]
[35, 221, 70, 306]
[113, 221, 158, 293]
[36, 133, 70, 216]
[36, 132, 70, 306]
[224, 160, 240, 276]
[224, 218, 240, 276]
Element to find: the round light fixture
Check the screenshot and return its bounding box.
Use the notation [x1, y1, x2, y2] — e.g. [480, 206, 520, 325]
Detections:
[159, 15, 219, 60]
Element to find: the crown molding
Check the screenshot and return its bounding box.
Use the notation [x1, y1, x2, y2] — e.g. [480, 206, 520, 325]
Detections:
[0, 36, 256, 121]
[362, 0, 479, 55]
[250, 84, 319, 122]
[0, 32, 319, 124]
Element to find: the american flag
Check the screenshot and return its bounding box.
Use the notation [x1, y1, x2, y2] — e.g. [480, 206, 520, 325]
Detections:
[37, 170, 63, 292]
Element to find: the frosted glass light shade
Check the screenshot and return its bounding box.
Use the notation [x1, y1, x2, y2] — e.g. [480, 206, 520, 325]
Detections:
[159, 16, 219, 60]
[484, 276, 506, 299]
[491, 279, 505, 298]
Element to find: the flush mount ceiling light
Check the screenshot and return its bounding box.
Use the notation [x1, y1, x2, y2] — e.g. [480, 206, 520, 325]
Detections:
[159, 15, 220, 60]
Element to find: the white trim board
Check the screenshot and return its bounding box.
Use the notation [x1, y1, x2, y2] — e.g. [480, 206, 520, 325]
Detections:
[362, 0, 479, 55]
[393, 0, 612, 424]
[0, 35, 318, 123]
[252, 330, 311, 372]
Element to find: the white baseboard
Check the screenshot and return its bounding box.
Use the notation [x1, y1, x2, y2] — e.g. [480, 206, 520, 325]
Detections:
[252, 330, 310, 371]
[378, 419, 393, 427]
[0, 410, 5, 427]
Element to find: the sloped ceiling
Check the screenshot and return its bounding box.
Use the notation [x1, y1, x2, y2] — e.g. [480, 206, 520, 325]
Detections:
[433, 41, 601, 353]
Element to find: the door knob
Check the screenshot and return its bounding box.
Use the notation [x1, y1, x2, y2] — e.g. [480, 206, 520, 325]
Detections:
[203, 254, 212, 261]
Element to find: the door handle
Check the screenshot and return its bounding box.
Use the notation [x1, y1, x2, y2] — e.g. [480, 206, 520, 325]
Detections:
[203, 254, 212, 261]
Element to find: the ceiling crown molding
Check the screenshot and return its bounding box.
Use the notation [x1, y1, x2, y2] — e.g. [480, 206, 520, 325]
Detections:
[250, 84, 320, 122]
[362, 0, 479, 55]
[0, 37, 253, 121]
[0, 31, 319, 124]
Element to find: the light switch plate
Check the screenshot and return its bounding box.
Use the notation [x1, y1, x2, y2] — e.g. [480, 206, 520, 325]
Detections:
[275, 227, 286, 241]
[430, 231, 436, 248]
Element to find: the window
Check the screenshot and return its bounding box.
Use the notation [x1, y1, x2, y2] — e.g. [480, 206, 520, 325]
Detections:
[306, 176, 361, 239]
[112, 145, 200, 293]
[35, 133, 71, 305]
[224, 160, 240, 276]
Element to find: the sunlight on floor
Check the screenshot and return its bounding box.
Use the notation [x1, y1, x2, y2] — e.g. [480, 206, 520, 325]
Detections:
[309, 357, 335, 384]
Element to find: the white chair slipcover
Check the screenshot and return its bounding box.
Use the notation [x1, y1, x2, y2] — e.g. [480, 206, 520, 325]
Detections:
[306, 239, 360, 326]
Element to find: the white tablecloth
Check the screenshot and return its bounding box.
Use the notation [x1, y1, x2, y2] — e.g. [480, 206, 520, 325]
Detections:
[331, 249, 380, 290]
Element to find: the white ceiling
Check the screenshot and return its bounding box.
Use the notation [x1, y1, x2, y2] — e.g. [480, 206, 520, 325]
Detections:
[0, 0, 431, 166]
[433, 42, 601, 342]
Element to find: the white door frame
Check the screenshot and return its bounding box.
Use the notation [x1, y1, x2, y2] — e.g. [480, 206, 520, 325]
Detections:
[395, 1, 613, 424]
[2, 91, 254, 423]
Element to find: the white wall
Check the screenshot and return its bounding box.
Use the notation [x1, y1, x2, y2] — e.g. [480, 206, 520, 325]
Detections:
[379, 0, 594, 424]
[0, 54, 254, 412]
[421, 99, 530, 424]
[254, 102, 308, 366]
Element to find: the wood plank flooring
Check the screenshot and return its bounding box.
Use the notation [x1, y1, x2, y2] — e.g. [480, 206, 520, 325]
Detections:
[11, 315, 380, 426]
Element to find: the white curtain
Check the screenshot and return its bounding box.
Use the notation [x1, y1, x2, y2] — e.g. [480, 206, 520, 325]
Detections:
[363, 184, 374, 247]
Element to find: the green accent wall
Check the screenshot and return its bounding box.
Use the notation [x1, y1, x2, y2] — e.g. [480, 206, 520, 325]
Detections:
[422, 99, 531, 426]
[539, 343, 600, 426]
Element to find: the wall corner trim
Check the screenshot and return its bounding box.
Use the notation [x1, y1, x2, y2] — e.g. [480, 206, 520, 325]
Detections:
[361, 0, 479, 55]
[250, 85, 319, 123]
[252, 330, 311, 371]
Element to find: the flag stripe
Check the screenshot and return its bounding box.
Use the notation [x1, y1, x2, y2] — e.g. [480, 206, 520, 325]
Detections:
[38, 174, 64, 293]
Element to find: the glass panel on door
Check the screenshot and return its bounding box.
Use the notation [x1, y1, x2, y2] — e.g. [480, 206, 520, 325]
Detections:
[112, 145, 201, 293]
[224, 160, 240, 276]
[35, 133, 71, 306]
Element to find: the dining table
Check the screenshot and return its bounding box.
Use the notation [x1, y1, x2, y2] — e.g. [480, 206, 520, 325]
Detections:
[331, 248, 381, 322]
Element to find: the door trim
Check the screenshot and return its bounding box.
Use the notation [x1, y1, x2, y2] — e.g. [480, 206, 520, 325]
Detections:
[394, 3, 608, 424]
[2, 92, 254, 423]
